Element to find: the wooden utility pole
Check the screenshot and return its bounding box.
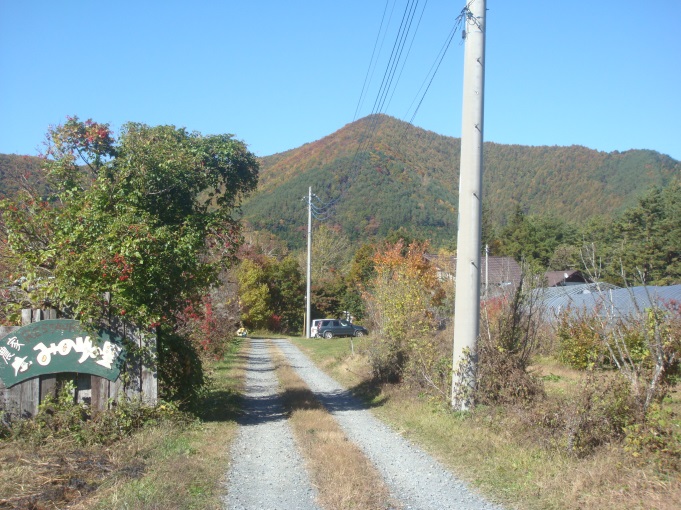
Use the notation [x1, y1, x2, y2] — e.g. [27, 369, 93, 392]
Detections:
[452, 0, 486, 410]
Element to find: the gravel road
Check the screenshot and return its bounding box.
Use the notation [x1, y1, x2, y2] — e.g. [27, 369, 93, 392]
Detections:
[223, 338, 320, 510]
[224, 337, 504, 510]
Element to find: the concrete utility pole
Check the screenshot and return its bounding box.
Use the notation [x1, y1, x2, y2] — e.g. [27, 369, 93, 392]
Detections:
[305, 186, 312, 338]
[452, 0, 486, 410]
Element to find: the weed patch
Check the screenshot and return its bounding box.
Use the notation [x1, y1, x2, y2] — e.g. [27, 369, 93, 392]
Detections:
[270, 343, 398, 509]
[294, 333, 681, 509]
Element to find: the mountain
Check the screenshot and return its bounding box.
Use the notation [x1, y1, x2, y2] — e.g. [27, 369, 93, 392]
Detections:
[241, 114, 680, 249]
[2, 116, 678, 251]
[0, 154, 47, 198]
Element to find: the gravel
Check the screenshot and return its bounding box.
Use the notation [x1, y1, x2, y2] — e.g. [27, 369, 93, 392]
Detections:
[223, 337, 504, 510]
[223, 338, 320, 510]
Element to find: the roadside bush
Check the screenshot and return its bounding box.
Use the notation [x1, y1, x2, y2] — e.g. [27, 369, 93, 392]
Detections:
[563, 372, 636, 456]
[402, 327, 453, 399]
[556, 301, 681, 416]
[157, 329, 208, 412]
[557, 311, 606, 369]
[529, 371, 638, 457]
[362, 241, 445, 384]
[5, 381, 192, 446]
[363, 336, 407, 383]
[476, 272, 546, 406]
[624, 399, 681, 471]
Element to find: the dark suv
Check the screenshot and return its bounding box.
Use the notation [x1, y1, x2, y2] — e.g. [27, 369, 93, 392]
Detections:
[317, 319, 368, 339]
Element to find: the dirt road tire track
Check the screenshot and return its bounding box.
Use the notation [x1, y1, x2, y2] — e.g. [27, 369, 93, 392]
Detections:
[224, 337, 503, 509]
[223, 338, 320, 510]
[272, 337, 503, 510]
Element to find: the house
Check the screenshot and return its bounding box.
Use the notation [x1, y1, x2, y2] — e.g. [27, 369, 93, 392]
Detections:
[543, 270, 590, 287]
[424, 254, 522, 290]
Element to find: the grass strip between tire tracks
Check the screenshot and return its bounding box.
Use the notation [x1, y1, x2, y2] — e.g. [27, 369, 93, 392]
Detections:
[269, 341, 400, 510]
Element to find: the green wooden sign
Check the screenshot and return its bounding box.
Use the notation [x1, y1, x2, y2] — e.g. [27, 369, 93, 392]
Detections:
[0, 320, 125, 388]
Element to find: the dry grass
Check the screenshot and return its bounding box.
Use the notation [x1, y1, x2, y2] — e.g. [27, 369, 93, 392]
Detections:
[0, 339, 248, 510]
[270, 343, 399, 510]
[0, 437, 119, 509]
[290, 337, 681, 510]
[372, 383, 681, 510]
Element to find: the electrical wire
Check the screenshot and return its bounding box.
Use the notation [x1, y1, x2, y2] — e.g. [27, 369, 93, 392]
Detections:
[353, 0, 391, 122]
[306, 1, 473, 222]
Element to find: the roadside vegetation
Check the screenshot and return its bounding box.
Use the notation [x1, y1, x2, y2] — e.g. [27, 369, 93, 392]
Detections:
[292, 282, 681, 509]
[0, 338, 246, 509]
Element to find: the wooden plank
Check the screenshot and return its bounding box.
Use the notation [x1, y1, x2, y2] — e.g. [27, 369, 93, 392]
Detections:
[129, 325, 142, 400]
[109, 375, 124, 403]
[20, 377, 39, 418]
[76, 373, 92, 405]
[3, 386, 20, 418]
[0, 325, 19, 336]
[141, 332, 158, 404]
[39, 375, 57, 401]
[90, 375, 110, 411]
[18, 309, 38, 417]
[21, 309, 32, 326]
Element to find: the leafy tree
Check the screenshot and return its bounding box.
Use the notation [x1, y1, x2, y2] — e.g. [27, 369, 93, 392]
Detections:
[236, 253, 304, 332]
[0, 117, 258, 405]
[310, 223, 352, 282]
[269, 255, 305, 332]
[237, 259, 273, 330]
[0, 116, 259, 329]
[311, 271, 346, 319]
[362, 241, 445, 381]
[498, 206, 578, 267]
[346, 242, 377, 288]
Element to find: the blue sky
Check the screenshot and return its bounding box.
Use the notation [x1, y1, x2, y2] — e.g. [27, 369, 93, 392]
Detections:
[1, 1, 680, 161]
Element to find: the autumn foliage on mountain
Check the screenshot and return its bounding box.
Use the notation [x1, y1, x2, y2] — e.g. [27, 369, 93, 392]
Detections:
[241, 114, 680, 250]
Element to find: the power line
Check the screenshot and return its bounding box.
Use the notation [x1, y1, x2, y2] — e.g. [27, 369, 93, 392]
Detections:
[309, 1, 464, 222]
[353, 0, 391, 122]
[405, 5, 470, 126]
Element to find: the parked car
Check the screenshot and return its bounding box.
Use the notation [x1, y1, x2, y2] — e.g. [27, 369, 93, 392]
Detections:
[310, 319, 330, 338]
[316, 319, 368, 339]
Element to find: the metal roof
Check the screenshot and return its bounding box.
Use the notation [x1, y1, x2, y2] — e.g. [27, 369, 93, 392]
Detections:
[534, 283, 681, 322]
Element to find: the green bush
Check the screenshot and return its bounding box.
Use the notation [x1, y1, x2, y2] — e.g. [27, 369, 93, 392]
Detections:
[557, 312, 605, 369]
[157, 329, 208, 411]
[624, 399, 681, 471]
[5, 381, 193, 446]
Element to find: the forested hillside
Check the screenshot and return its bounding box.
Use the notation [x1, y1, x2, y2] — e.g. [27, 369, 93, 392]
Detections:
[2, 115, 679, 251]
[241, 114, 680, 248]
[0, 154, 47, 197]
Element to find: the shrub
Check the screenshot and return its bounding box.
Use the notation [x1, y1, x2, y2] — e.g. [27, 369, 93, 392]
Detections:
[4, 381, 192, 446]
[362, 241, 444, 383]
[558, 301, 681, 415]
[563, 372, 636, 456]
[157, 329, 208, 411]
[557, 311, 606, 369]
[402, 327, 453, 398]
[624, 399, 681, 471]
[476, 271, 546, 406]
